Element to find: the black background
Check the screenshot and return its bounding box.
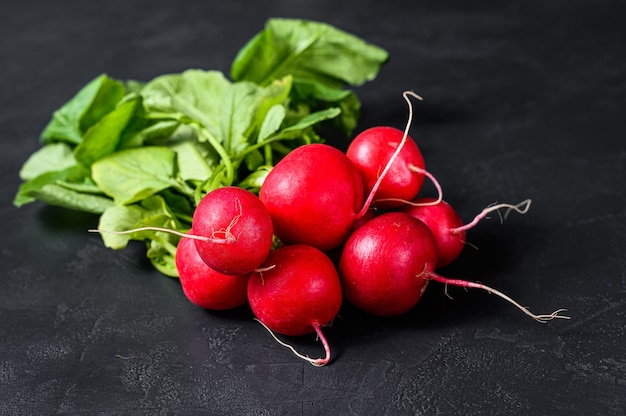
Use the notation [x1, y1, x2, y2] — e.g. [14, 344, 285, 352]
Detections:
[2, 1, 625, 415]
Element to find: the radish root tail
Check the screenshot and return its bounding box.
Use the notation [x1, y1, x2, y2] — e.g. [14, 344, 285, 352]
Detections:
[89, 200, 245, 245]
[426, 273, 570, 323]
[373, 166, 444, 207]
[357, 91, 423, 219]
[254, 319, 331, 366]
[88, 226, 233, 244]
[452, 198, 532, 234]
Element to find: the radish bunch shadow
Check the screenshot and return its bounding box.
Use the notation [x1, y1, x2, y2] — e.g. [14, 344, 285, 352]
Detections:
[92, 91, 569, 366]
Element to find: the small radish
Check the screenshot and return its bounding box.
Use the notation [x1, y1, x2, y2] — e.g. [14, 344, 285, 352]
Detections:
[402, 197, 532, 268]
[339, 211, 569, 322]
[346, 126, 425, 209]
[192, 186, 273, 275]
[345, 93, 446, 210]
[259, 143, 365, 251]
[259, 91, 423, 251]
[247, 244, 343, 366]
[175, 237, 248, 310]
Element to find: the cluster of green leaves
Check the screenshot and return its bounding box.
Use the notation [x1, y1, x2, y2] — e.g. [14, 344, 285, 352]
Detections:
[14, 18, 388, 277]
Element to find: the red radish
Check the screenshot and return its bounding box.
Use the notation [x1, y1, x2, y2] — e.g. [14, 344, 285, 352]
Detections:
[345, 92, 447, 210]
[192, 186, 273, 275]
[339, 211, 569, 322]
[175, 237, 248, 310]
[339, 212, 436, 317]
[247, 244, 343, 366]
[347, 126, 425, 209]
[402, 197, 533, 268]
[259, 143, 364, 251]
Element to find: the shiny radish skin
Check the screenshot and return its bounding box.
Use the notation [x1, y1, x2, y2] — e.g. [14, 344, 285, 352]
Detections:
[192, 186, 274, 275]
[339, 212, 437, 317]
[175, 238, 249, 310]
[402, 197, 466, 268]
[259, 144, 364, 251]
[346, 126, 425, 209]
[247, 244, 343, 337]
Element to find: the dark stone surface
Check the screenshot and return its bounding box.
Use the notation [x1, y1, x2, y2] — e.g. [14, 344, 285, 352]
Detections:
[1, 1, 625, 414]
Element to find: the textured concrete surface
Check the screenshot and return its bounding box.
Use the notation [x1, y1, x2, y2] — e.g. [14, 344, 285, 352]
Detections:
[1, 1, 625, 414]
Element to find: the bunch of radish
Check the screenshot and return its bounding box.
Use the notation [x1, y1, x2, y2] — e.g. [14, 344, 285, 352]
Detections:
[115, 91, 569, 366]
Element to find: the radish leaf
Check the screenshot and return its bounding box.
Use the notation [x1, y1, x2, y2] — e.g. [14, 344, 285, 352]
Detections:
[42, 75, 126, 145]
[92, 147, 178, 205]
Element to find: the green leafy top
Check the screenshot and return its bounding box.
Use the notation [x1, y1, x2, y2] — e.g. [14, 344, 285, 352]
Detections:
[232, 19, 388, 134]
[14, 18, 388, 277]
[231, 18, 389, 88]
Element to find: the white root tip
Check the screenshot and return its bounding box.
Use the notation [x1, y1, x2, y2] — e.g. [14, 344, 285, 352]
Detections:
[254, 319, 331, 367]
[529, 308, 571, 324]
[502, 198, 532, 220]
[452, 198, 533, 233]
